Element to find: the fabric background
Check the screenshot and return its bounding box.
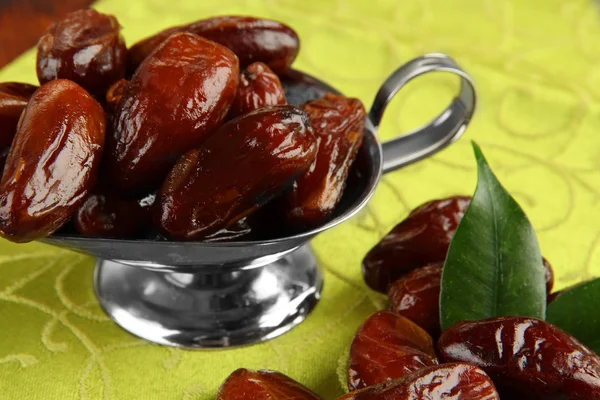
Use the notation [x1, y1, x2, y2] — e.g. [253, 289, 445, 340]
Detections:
[1, 0, 600, 398]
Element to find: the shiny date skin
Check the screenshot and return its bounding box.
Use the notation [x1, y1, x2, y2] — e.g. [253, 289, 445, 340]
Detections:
[104, 32, 239, 193]
[156, 105, 316, 241]
[363, 196, 471, 293]
[204, 218, 253, 242]
[388, 263, 443, 338]
[286, 93, 366, 228]
[0, 80, 105, 243]
[128, 16, 299, 74]
[438, 316, 600, 399]
[0, 82, 38, 148]
[105, 78, 127, 114]
[229, 62, 286, 118]
[348, 310, 438, 391]
[387, 258, 555, 338]
[339, 363, 499, 400]
[0, 147, 9, 176]
[74, 193, 151, 238]
[36, 9, 127, 98]
[217, 369, 322, 400]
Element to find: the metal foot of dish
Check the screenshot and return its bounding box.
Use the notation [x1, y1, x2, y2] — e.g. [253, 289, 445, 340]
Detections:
[94, 245, 323, 348]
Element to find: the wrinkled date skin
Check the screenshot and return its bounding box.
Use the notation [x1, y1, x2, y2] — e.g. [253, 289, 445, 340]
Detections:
[339, 363, 499, 400]
[105, 78, 127, 114]
[36, 9, 127, 98]
[0, 82, 38, 148]
[363, 196, 471, 293]
[104, 79, 128, 133]
[128, 16, 299, 75]
[438, 316, 600, 399]
[348, 310, 438, 391]
[229, 62, 286, 118]
[74, 193, 151, 238]
[286, 93, 366, 227]
[204, 217, 253, 242]
[388, 263, 443, 338]
[105, 33, 239, 193]
[156, 106, 316, 241]
[217, 369, 322, 400]
[0, 80, 105, 243]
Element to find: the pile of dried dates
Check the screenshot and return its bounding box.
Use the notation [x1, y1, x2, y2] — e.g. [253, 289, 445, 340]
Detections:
[0, 9, 367, 243]
[214, 194, 600, 399]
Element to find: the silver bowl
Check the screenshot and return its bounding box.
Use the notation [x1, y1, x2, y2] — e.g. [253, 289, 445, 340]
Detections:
[42, 53, 476, 349]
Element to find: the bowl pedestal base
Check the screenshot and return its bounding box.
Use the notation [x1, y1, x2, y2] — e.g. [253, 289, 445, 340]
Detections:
[94, 245, 323, 348]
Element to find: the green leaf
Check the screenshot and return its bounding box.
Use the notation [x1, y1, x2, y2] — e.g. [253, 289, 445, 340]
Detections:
[547, 278, 600, 353]
[439, 142, 546, 330]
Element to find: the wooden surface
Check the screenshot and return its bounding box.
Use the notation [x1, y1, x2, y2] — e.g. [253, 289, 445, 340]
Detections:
[0, 0, 93, 68]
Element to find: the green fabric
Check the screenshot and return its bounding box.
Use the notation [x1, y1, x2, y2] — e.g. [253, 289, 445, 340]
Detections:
[1, 0, 600, 398]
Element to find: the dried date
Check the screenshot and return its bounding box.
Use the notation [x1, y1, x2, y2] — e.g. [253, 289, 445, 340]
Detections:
[362, 196, 471, 293]
[229, 62, 286, 118]
[128, 16, 299, 74]
[388, 263, 443, 338]
[105, 78, 127, 114]
[438, 316, 600, 399]
[217, 369, 322, 400]
[74, 193, 151, 238]
[36, 9, 127, 98]
[104, 32, 239, 193]
[155, 105, 316, 241]
[0, 80, 105, 242]
[348, 310, 438, 391]
[0, 147, 9, 176]
[0, 82, 38, 148]
[387, 258, 554, 337]
[204, 218, 253, 242]
[339, 363, 499, 400]
[285, 93, 366, 227]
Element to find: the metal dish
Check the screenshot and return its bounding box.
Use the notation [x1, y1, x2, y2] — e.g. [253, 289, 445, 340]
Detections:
[42, 53, 476, 349]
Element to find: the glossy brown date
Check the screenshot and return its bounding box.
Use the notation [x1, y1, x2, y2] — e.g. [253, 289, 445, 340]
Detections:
[387, 258, 553, 337]
[217, 368, 322, 400]
[348, 310, 438, 391]
[0, 82, 38, 148]
[128, 16, 299, 74]
[388, 263, 442, 338]
[387, 259, 554, 335]
[285, 93, 366, 227]
[156, 105, 316, 241]
[438, 316, 600, 399]
[0, 80, 105, 243]
[74, 193, 151, 238]
[363, 196, 471, 293]
[229, 62, 286, 118]
[204, 218, 253, 242]
[104, 32, 239, 193]
[105, 78, 127, 114]
[0, 147, 9, 176]
[339, 363, 499, 400]
[36, 9, 127, 98]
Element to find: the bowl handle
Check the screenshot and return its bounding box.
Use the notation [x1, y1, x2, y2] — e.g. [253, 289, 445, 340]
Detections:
[369, 53, 477, 174]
